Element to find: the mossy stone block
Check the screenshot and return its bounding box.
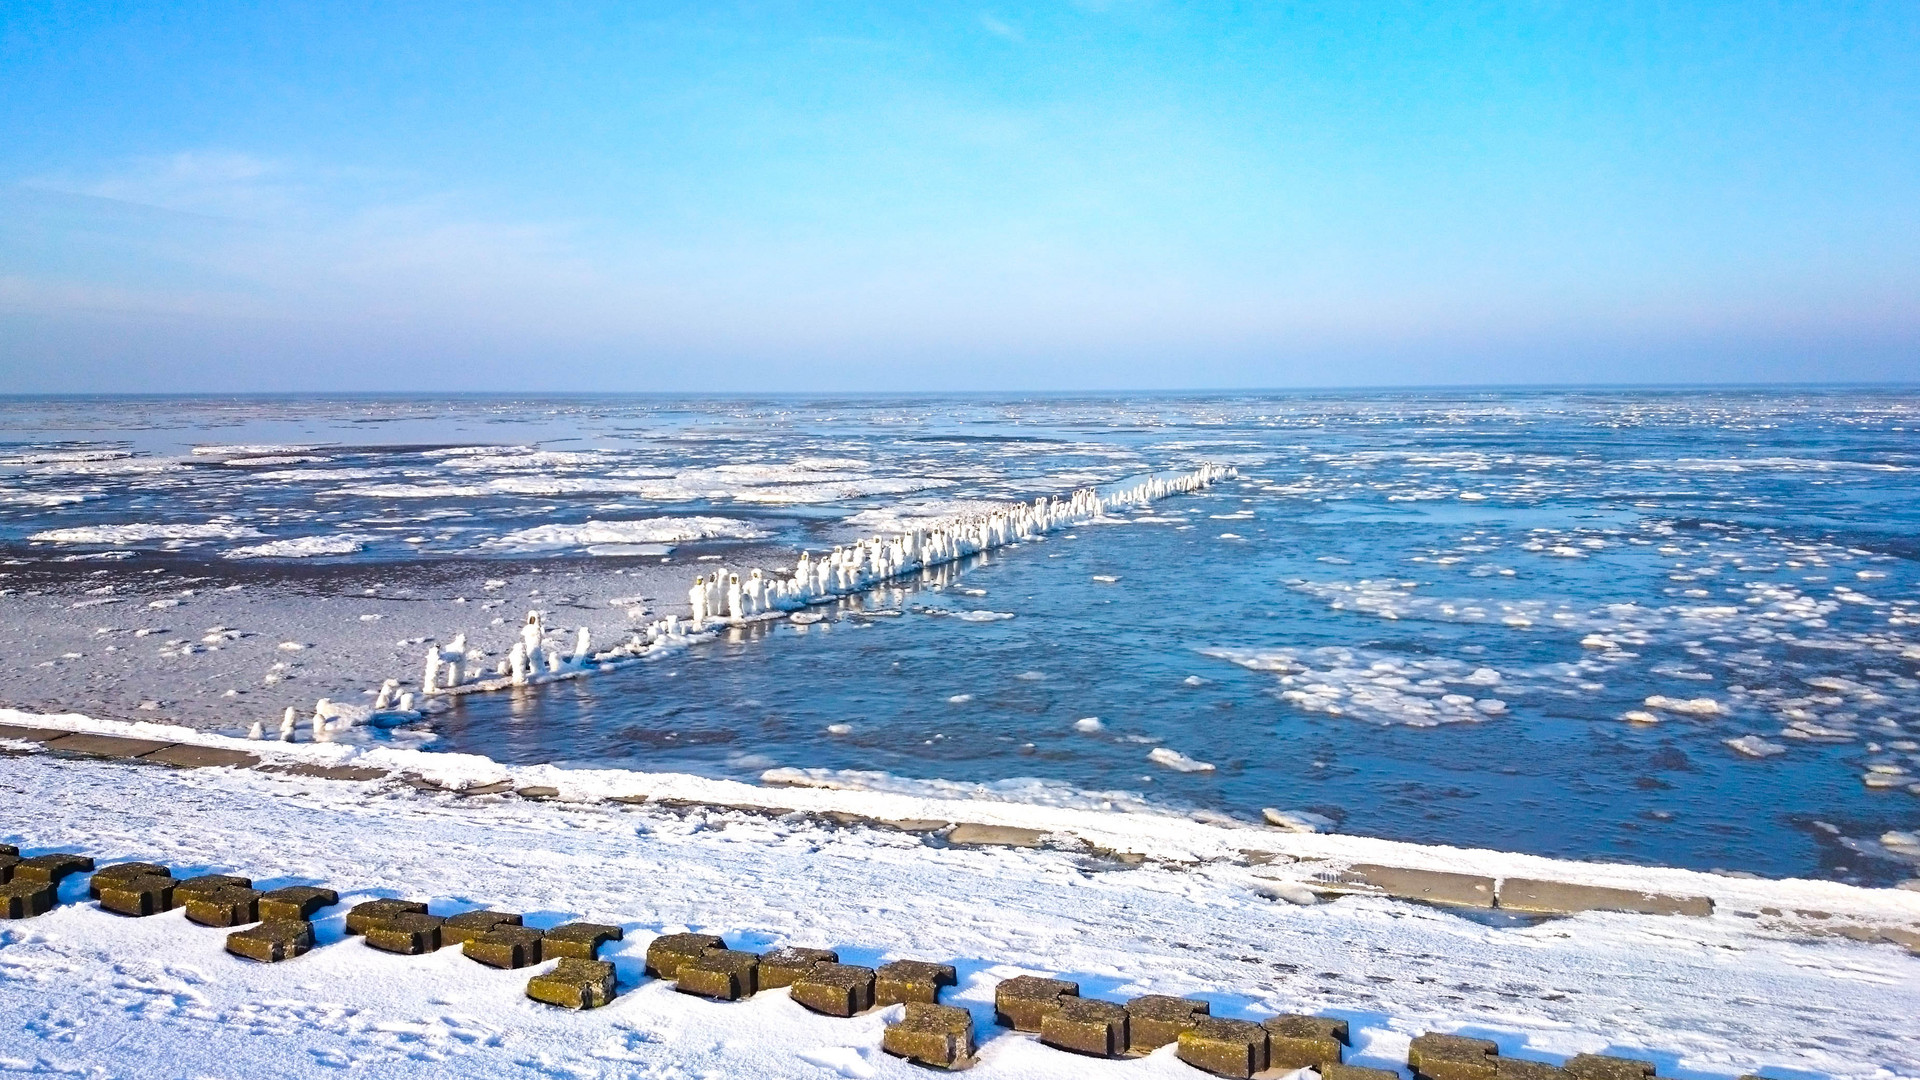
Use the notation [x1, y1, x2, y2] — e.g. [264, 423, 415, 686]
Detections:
[1177, 1016, 1269, 1078]
[676, 948, 759, 1000]
[875, 959, 958, 1006]
[882, 1001, 975, 1070]
[1564, 1055, 1656, 1080]
[542, 921, 623, 960]
[1126, 994, 1211, 1052]
[257, 886, 338, 922]
[365, 912, 445, 954]
[528, 957, 618, 1009]
[98, 874, 176, 917]
[0, 853, 16, 883]
[0, 843, 14, 857]
[1327, 1064, 1404, 1080]
[1041, 996, 1129, 1058]
[1498, 1060, 1573, 1080]
[1264, 1013, 1350, 1069]
[345, 898, 428, 935]
[645, 932, 725, 978]
[89, 862, 171, 899]
[172, 874, 252, 902]
[0, 880, 55, 919]
[1410, 1033, 1500, 1080]
[790, 963, 875, 1017]
[227, 919, 314, 963]
[759, 946, 838, 989]
[994, 974, 1078, 1031]
[466, 925, 546, 969]
[442, 909, 522, 946]
[15, 853, 94, 885]
[185, 885, 262, 927]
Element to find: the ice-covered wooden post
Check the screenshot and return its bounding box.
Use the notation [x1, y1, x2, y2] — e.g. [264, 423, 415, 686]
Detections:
[422, 645, 442, 694]
[279, 707, 296, 741]
[509, 642, 529, 686]
[570, 627, 591, 669]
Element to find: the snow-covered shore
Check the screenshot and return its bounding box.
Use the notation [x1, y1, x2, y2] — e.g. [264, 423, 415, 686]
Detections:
[2, 747, 1917, 1079]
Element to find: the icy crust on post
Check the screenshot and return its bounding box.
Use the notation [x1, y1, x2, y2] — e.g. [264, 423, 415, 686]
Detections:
[5, 706, 1920, 930]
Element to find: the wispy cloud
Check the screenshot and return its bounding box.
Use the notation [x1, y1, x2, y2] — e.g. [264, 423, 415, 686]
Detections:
[979, 12, 1025, 43]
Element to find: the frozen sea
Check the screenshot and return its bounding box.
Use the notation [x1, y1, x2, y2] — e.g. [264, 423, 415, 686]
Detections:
[3, 390, 1917, 883]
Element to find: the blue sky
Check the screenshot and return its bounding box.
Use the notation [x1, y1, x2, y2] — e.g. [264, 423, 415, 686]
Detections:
[1, 2, 1915, 391]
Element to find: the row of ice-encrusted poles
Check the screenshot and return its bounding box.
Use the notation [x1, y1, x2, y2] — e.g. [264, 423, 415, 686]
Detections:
[253, 464, 1234, 740]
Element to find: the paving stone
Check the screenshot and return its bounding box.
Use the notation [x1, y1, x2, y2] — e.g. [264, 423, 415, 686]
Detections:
[260, 763, 390, 782]
[1497, 1059, 1573, 1080]
[874, 959, 958, 1005]
[881, 1001, 975, 1070]
[0, 880, 56, 919]
[1315, 864, 1496, 908]
[880, 818, 952, 832]
[89, 862, 171, 899]
[994, 974, 1079, 1031]
[226, 919, 314, 962]
[528, 957, 618, 1009]
[1263, 1013, 1350, 1069]
[455, 780, 515, 796]
[1563, 1054, 1657, 1080]
[14, 853, 95, 885]
[948, 822, 1048, 847]
[345, 898, 429, 934]
[516, 785, 560, 800]
[0, 723, 73, 743]
[1125, 994, 1211, 1052]
[1176, 1016, 1269, 1078]
[441, 909, 522, 946]
[46, 733, 177, 760]
[645, 932, 726, 978]
[1409, 1033, 1501, 1080]
[676, 948, 759, 1000]
[542, 921, 624, 960]
[365, 912, 446, 954]
[172, 874, 252, 902]
[138, 744, 261, 769]
[1040, 996, 1129, 1058]
[1326, 1064, 1404, 1080]
[98, 874, 177, 917]
[1499, 878, 1713, 917]
[759, 946, 838, 989]
[466, 925, 546, 968]
[257, 886, 339, 922]
[185, 885, 263, 927]
[790, 963, 875, 1017]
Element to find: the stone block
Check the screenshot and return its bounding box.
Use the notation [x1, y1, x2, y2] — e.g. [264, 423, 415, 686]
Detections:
[456, 780, 515, 796]
[0, 880, 56, 919]
[345, 898, 429, 934]
[89, 862, 170, 899]
[226, 918, 314, 962]
[1497, 1059, 1573, 1080]
[14, 852, 95, 885]
[874, 959, 958, 1006]
[171, 874, 252, 902]
[527, 957, 618, 1009]
[441, 909, 522, 947]
[1563, 1054, 1656, 1080]
[1263, 1013, 1350, 1069]
[257, 886, 339, 922]
[0, 843, 13, 856]
[466, 925, 546, 969]
[1040, 996, 1129, 1058]
[0, 853, 14, 883]
[364, 912, 446, 954]
[516, 786, 560, 800]
[542, 921, 623, 960]
[1126, 994, 1211, 1052]
[948, 822, 1048, 847]
[1409, 1033, 1500, 1080]
[0, 723, 73, 743]
[790, 963, 875, 1017]
[676, 948, 759, 1000]
[1316, 864, 1495, 909]
[994, 974, 1079, 1031]
[1498, 878, 1713, 918]
[1326, 1065, 1403, 1080]
[47, 733, 176, 760]
[138, 744, 261, 769]
[882, 1001, 975, 1070]
[185, 885, 263, 927]
[99, 874, 177, 917]
[1176, 1016, 1269, 1078]
[645, 932, 726, 978]
[759, 946, 838, 989]
[260, 763, 389, 781]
